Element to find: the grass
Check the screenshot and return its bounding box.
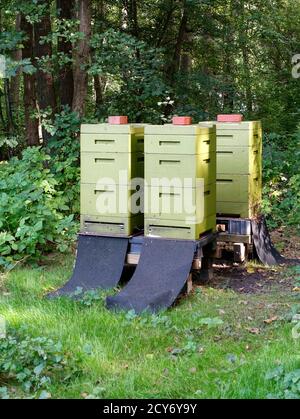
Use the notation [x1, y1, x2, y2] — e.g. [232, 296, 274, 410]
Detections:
[0, 254, 300, 399]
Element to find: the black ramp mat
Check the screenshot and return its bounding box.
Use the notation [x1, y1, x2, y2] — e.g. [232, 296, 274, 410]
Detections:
[106, 238, 196, 314]
[49, 235, 129, 297]
[252, 216, 285, 266]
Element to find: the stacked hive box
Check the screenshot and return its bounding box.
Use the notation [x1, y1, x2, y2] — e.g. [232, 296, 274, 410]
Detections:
[144, 123, 217, 240]
[200, 120, 262, 218]
[80, 123, 145, 236]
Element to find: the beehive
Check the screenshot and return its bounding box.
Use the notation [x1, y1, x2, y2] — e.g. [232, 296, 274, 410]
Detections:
[144, 124, 217, 239]
[199, 121, 262, 218]
[80, 123, 145, 236]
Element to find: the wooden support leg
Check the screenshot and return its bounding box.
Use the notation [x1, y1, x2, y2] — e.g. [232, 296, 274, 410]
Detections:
[187, 274, 193, 295]
[192, 257, 213, 285]
[215, 245, 223, 259]
[234, 243, 246, 263]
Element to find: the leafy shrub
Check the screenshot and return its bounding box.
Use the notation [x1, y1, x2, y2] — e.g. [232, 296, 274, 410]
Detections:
[0, 328, 81, 399]
[45, 107, 81, 215]
[72, 288, 106, 307]
[266, 366, 300, 399]
[262, 130, 300, 229]
[0, 147, 77, 269]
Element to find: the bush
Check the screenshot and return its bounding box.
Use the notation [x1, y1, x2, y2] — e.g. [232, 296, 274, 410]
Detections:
[266, 366, 300, 399]
[0, 328, 81, 399]
[262, 130, 300, 229]
[45, 107, 81, 215]
[0, 147, 78, 269]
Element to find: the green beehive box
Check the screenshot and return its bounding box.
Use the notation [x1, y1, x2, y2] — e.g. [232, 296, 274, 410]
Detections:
[216, 173, 262, 218]
[199, 121, 262, 148]
[144, 214, 216, 240]
[80, 123, 145, 236]
[81, 183, 142, 218]
[81, 214, 143, 236]
[200, 120, 263, 217]
[216, 121, 262, 148]
[144, 183, 216, 222]
[143, 123, 217, 240]
[81, 124, 144, 154]
[81, 152, 144, 185]
[145, 125, 216, 155]
[217, 145, 262, 175]
[145, 152, 216, 187]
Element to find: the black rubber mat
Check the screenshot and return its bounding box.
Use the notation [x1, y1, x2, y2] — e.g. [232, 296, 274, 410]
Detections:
[48, 235, 129, 297]
[252, 216, 285, 266]
[106, 237, 196, 314]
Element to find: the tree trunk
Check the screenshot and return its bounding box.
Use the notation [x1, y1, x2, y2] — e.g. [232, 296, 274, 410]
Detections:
[168, 1, 188, 83]
[240, 2, 253, 114]
[10, 14, 22, 118]
[35, 0, 56, 143]
[156, 0, 175, 48]
[120, 1, 139, 37]
[57, 0, 75, 108]
[94, 75, 105, 109]
[72, 0, 91, 117]
[93, 0, 106, 111]
[20, 15, 40, 146]
[128, 0, 139, 37]
[180, 31, 193, 74]
[4, 80, 14, 135]
[222, 2, 235, 112]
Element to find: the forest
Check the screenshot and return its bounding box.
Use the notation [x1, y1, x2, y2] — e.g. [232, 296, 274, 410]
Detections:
[0, 0, 300, 401]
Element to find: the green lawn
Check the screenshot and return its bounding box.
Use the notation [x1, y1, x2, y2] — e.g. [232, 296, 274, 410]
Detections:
[0, 254, 300, 399]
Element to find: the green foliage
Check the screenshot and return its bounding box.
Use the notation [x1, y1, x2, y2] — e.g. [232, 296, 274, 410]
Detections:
[0, 146, 78, 269]
[0, 327, 81, 399]
[45, 107, 81, 215]
[90, 29, 168, 122]
[262, 130, 300, 228]
[0, 136, 18, 150]
[0, 30, 35, 78]
[266, 366, 300, 399]
[0, 31, 23, 52]
[72, 288, 106, 307]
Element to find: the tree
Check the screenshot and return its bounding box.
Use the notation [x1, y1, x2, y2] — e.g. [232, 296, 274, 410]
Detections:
[10, 14, 22, 119]
[72, 0, 91, 117]
[35, 0, 56, 142]
[20, 14, 39, 146]
[57, 0, 75, 108]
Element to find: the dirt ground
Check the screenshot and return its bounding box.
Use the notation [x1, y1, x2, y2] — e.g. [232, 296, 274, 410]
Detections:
[211, 228, 300, 295]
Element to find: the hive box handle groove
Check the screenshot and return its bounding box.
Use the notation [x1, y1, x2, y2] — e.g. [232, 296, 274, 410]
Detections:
[159, 141, 181, 146]
[95, 139, 115, 144]
[94, 158, 115, 163]
[159, 160, 181, 165]
[159, 192, 181, 197]
[94, 190, 114, 194]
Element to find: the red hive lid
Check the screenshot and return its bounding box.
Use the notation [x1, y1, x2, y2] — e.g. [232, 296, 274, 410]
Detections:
[217, 114, 243, 123]
[108, 116, 128, 125]
[172, 116, 192, 126]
